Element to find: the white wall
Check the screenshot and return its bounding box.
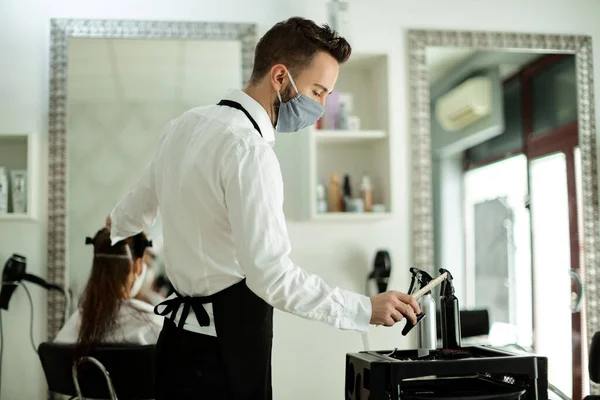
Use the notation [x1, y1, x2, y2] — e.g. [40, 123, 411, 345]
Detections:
[1, 0, 600, 398]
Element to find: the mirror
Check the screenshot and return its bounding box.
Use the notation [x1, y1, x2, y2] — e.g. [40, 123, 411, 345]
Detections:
[66, 38, 242, 297]
[47, 19, 256, 339]
[409, 30, 597, 400]
[429, 47, 578, 396]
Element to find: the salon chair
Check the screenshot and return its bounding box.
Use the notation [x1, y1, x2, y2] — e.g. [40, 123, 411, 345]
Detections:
[585, 331, 600, 400]
[436, 309, 490, 339]
[38, 342, 155, 400]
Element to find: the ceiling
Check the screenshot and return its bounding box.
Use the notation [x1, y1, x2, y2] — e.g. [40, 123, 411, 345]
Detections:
[67, 38, 242, 104]
[426, 46, 541, 84]
[427, 47, 476, 83]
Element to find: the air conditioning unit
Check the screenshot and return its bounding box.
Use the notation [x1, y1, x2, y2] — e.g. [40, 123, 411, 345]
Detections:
[435, 76, 493, 132]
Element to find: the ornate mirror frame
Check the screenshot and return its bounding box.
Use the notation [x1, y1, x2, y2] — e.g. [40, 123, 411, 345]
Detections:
[47, 19, 256, 339]
[408, 29, 598, 355]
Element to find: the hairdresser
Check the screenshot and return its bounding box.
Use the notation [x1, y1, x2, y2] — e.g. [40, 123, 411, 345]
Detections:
[107, 17, 419, 400]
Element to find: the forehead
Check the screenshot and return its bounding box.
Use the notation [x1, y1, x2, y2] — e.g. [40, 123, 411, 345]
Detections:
[297, 52, 339, 89]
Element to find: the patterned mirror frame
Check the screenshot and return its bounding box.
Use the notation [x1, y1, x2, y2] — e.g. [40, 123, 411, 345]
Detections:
[408, 28, 598, 383]
[47, 19, 256, 339]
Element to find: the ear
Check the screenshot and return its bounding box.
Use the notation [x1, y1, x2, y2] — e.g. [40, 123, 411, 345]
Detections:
[269, 64, 287, 92]
[133, 258, 143, 276]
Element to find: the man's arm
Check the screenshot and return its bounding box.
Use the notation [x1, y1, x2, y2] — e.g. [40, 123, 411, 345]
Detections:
[108, 120, 177, 244]
[223, 143, 373, 331]
[109, 160, 158, 245]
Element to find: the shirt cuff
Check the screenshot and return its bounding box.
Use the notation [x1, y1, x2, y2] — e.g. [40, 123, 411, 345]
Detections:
[109, 210, 126, 245]
[339, 291, 372, 332]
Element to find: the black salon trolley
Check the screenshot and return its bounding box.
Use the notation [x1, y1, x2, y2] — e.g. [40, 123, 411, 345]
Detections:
[346, 346, 547, 399]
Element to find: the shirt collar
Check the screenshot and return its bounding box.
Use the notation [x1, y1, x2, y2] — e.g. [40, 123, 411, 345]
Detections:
[222, 89, 276, 145]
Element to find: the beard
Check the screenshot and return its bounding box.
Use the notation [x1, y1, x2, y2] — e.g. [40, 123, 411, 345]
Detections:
[272, 84, 295, 127]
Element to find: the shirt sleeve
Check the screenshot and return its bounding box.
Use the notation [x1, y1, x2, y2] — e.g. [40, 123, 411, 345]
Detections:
[109, 159, 159, 245]
[110, 121, 176, 245]
[223, 143, 371, 332]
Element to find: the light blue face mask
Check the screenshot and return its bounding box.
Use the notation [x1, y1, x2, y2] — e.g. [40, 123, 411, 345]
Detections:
[275, 70, 326, 133]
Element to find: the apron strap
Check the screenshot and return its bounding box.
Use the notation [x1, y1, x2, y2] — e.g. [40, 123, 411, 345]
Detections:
[154, 292, 211, 329]
[153, 279, 248, 329]
[217, 99, 263, 138]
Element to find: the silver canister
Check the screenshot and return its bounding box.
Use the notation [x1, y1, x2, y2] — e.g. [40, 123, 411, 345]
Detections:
[417, 293, 437, 356]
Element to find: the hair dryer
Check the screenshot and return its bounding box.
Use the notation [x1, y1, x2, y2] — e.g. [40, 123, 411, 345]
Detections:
[0, 253, 64, 310]
[368, 250, 391, 294]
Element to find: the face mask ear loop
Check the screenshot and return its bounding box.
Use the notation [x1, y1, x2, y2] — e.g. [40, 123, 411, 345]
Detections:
[286, 70, 300, 95]
[277, 90, 282, 102]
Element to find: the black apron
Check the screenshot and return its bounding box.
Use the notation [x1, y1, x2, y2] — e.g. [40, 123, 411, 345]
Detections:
[153, 100, 273, 399]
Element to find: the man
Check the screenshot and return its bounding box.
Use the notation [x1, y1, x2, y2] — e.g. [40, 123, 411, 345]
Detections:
[108, 17, 420, 399]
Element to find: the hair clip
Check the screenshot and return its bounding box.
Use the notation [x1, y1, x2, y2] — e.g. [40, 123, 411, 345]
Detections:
[85, 237, 94, 245]
[146, 240, 153, 248]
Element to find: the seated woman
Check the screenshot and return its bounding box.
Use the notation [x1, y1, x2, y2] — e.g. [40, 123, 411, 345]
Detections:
[55, 228, 164, 347]
[133, 245, 167, 306]
[152, 274, 175, 298]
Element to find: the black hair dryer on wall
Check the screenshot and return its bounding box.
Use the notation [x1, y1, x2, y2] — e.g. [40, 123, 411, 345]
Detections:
[367, 250, 391, 294]
[0, 253, 64, 310]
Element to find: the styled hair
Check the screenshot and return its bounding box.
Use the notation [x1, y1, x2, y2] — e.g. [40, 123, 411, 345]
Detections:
[76, 228, 150, 355]
[125, 232, 152, 260]
[249, 17, 351, 84]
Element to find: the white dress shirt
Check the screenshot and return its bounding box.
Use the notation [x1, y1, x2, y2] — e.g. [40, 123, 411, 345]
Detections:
[55, 299, 164, 345]
[110, 89, 372, 337]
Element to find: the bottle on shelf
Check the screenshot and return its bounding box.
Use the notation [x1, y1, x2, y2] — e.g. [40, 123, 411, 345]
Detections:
[316, 181, 327, 214]
[325, 92, 340, 129]
[361, 172, 373, 212]
[327, 172, 342, 213]
[342, 174, 352, 212]
[338, 93, 352, 130]
[339, 102, 349, 130]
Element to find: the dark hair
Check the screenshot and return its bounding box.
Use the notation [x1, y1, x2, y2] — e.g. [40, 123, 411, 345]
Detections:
[76, 229, 150, 355]
[125, 232, 152, 260]
[249, 17, 351, 84]
[153, 274, 175, 297]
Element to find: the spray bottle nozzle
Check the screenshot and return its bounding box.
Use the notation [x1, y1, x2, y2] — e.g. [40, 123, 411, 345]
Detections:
[403, 268, 432, 337]
[439, 268, 454, 281]
[408, 268, 434, 295]
[439, 268, 455, 296]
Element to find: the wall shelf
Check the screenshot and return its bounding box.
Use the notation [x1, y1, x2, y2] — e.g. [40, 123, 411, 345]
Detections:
[0, 132, 37, 220]
[0, 213, 34, 221]
[312, 212, 392, 222]
[314, 129, 386, 144]
[274, 53, 391, 222]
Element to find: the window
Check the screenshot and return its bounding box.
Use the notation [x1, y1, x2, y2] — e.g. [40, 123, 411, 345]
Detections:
[532, 57, 577, 136]
[462, 54, 581, 399]
[463, 155, 532, 347]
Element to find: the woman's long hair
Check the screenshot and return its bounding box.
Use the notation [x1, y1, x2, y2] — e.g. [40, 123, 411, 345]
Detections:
[76, 228, 150, 355]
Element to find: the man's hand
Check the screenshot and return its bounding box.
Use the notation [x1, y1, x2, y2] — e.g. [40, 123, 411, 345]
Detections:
[105, 215, 111, 230]
[369, 291, 421, 327]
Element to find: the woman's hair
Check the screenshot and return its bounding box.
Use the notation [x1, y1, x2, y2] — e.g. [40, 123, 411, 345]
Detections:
[76, 228, 151, 354]
[127, 231, 153, 260]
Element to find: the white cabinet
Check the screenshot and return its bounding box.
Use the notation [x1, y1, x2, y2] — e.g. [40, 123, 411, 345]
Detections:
[274, 54, 391, 221]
